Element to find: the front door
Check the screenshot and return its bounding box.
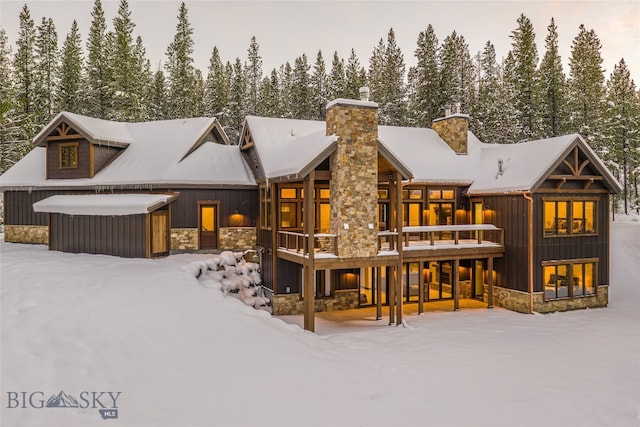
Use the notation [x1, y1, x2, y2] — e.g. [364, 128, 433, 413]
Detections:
[151, 211, 169, 255]
[199, 204, 218, 250]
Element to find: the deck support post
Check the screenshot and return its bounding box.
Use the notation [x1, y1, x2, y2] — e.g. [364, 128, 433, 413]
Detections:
[453, 259, 460, 311]
[487, 256, 494, 309]
[395, 171, 403, 326]
[302, 170, 315, 332]
[418, 261, 424, 314]
[376, 266, 382, 320]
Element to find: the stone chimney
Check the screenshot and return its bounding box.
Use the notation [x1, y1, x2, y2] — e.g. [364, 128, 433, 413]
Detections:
[326, 92, 379, 258]
[431, 108, 469, 155]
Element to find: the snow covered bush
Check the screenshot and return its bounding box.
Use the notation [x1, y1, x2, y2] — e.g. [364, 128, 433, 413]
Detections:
[182, 251, 271, 313]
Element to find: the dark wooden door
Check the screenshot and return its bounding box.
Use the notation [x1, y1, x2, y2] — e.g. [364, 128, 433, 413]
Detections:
[199, 205, 218, 249]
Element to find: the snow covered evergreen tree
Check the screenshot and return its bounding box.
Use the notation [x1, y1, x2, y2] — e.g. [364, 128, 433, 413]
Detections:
[368, 29, 407, 125]
[368, 38, 386, 105]
[204, 47, 230, 122]
[13, 5, 36, 119]
[58, 20, 84, 114]
[150, 68, 168, 119]
[291, 54, 313, 119]
[603, 58, 639, 214]
[538, 18, 568, 137]
[344, 48, 366, 100]
[508, 14, 540, 141]
[134, 35, 153, 120]
[327, 51, 345, 101]
[84, 0, 111, 119]
[438, 31, 474, 118]
[165, 2, 198, 119]
[279, 62, 294, 118]
[109, 0, 146, 121]
[311, 50, 328, 120]
[245, 36, 262, 116]
[409, 24, 440, 127]
[227, 57, 246, 143]
[33, 17, 59, 126]
[567, 24, 606, 150]
[258, 69, 280, 118]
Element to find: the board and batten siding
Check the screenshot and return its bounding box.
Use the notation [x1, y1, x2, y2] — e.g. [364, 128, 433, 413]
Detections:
[533, 192, 610, 291]
[170, 188, 258, 228]
[49, 213, 147, 258]
[46, 140, 92, 179]
[4, 190, 58, 225]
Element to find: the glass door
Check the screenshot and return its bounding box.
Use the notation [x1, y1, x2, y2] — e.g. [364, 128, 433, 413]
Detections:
[199, 204, 218, 249]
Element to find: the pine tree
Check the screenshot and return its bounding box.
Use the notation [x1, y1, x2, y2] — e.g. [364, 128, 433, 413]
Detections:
[134, 35, 153, 121]
[345, 49, 366, 99]
[567, 24, 606, 149]
[291, 54, 313, 119]
[410, 24, 440, 127]
[471, 41, 506, 142]
[438, 31, 474, 118]
[150, 68, 168, 119]
[279, 62, 294, 118]
[109, 0, 145, 121]
[58, 20, 84, 114]
[245, 36, 262, 116]
[327, 51, 345, 101]
[368, 38, 386, 105]
[493, 52, 522, 143]
[603, 59, 639, 214]
[13, 5, 36, 118]
[165, 2, 198, 119]
[33, 17, 59, 126]
[538, 18, 568, 137]
[311, 50, 328, 120]
[227, 57, 246, 143]
[204, 46, 230, 122]
[508, 14, 540, 141]
[381, 28, 407, 125]
[84, 0, 111, 118]
[258, 69, 280, 117]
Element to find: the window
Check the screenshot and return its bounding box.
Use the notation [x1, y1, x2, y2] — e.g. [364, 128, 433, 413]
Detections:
[544, 198, 597, 236]
[260, 186, 271, 229]
[59, 143, 78, 169]
[543, 260, 597, 300]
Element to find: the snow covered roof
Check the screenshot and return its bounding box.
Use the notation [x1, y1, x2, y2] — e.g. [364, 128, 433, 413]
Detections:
[1, 113, 256, 189]
[243, 116, 338, 180]
[34, 111, 133, 147]
[33, 194, 178, 216]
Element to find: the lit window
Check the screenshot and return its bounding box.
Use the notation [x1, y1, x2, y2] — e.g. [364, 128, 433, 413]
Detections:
[544, 260, 597, 300]
[544, 199, 597, 236]
[280, 188, 297, 199]
[59, 143, 78, 169]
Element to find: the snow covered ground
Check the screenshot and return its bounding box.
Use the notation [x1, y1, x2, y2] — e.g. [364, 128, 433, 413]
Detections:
[1, 218, 639, 427]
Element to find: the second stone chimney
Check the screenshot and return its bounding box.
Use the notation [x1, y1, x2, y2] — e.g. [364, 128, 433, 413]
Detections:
[326, 92, 379, 258]
[432, 108, 469, 155]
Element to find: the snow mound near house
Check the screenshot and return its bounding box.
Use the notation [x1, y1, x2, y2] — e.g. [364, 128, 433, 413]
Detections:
[182, 251, 271, 313]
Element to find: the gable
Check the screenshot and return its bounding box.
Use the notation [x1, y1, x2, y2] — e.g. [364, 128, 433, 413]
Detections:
[535, 140, 622, 193]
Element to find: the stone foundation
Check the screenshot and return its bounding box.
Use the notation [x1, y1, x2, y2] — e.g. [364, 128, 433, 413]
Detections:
[491, 285, 609, 314]
[272, 290, 360, 316]
[171, 228, 198, 251]
[4, 225, 48, 244]
[219, 227, 256, 251]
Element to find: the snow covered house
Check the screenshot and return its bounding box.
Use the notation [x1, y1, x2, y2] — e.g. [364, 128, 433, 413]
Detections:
[0, 94, 621, 328]
[0, 112, 258, 258]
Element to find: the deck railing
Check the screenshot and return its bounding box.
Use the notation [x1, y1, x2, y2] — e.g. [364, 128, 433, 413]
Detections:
[278, 224, 504, 257]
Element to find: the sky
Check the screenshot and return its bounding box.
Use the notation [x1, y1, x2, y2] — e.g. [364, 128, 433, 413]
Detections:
[1, 0, 639, 84]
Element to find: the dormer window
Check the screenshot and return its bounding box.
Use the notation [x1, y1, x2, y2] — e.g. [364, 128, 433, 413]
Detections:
[59, 143, 78, 169]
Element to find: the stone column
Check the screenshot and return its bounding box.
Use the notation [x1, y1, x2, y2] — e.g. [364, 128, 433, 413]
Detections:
[326, 99, 379, 258]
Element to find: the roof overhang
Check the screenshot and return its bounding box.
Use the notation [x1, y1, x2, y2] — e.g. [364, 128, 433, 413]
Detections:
[377, 140, 413, 180]
[33, 193, 179, 216]
[34, 112, 131, 148]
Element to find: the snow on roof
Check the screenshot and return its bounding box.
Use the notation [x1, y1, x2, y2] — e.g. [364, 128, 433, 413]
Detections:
[34, 111, 133, 146]
[245, 116, 337, 180]
[1, 113, 256, 189]
[467, 134, 578, 194]
[33, 194, 176, 216]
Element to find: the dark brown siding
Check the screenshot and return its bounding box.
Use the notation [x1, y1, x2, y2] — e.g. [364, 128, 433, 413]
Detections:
[277, 259, 301, 294]
[533, 193, 610, 290]
[47, 140, 91, 179]
[257, 229, 274, 290]
[241, 146, 264, 181]
[93, 145, 122, 175]
[49, 213, 147, 258]
[483, 194, 530, 292]
[4, 190, 57, 225]
[170, 188, 258, 228]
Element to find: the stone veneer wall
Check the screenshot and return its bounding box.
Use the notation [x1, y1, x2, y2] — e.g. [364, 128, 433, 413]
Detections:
[431, 115, 469, 154]
[219, 227, 256, 251]
[171, 228, 199, 251]
[272, 290, 360, 316]
[4, 225, 48, 244]
[326, 100, 379, 258]
[491, 285, 609, 314]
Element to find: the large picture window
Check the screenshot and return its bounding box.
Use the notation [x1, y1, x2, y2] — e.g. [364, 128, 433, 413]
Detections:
[544, 198, 597, 236]
[543, 259, 597, 300]
[59, 143, 78, 169]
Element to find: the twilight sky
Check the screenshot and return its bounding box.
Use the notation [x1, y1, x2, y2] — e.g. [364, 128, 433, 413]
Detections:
[1, 0, 639, 84]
